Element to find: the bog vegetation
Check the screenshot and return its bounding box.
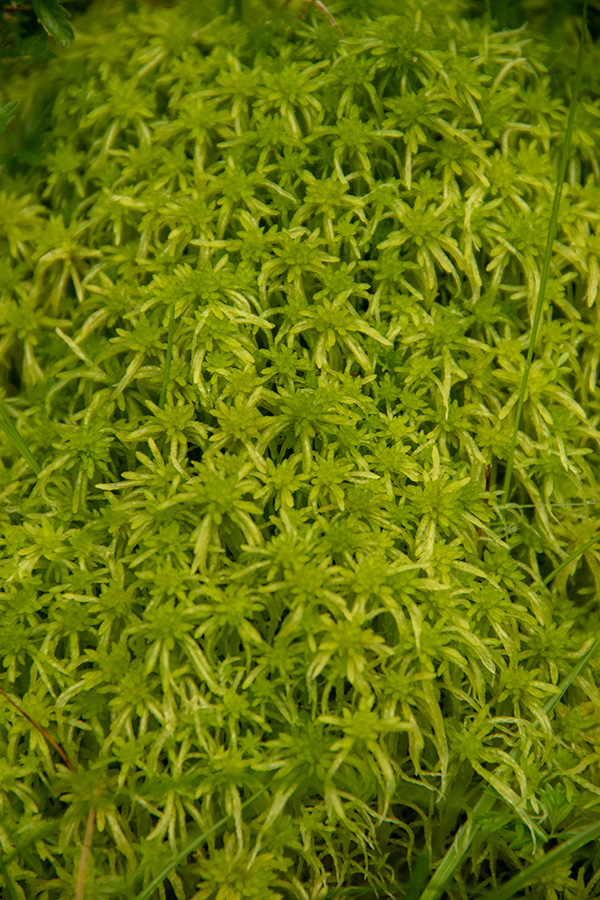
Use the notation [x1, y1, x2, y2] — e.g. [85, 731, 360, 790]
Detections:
[0, 1, 600, 898]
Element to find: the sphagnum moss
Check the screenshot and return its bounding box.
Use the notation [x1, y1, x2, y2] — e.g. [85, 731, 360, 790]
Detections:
[1, 1, 600, 898]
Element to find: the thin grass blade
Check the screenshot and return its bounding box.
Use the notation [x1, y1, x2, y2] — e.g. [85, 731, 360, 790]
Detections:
[477, 821, 600, 900]
[543, 533, 600, 585]
[0, 855, 20, 900]
[158, 304, 175, 410]
[418, 7, 592, 893]
[0, 402, 41, 475]
[416, 629, 600, 900]
[135, 785, 268, 900]
[543, 633, 600, 718]
[501, 0, 588, 504]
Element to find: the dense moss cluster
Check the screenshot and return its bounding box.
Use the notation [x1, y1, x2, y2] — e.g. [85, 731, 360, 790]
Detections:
[1, 1, 600, 897]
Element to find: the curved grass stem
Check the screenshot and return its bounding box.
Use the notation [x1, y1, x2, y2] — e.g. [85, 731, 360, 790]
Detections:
[501, 0, 588, 506]
[0, 402, 41, 475]
[419, 5, 592, 898]
[158, 304, 175, 410]
[134, 785, 270, 900]
[416, 634, 600, 900]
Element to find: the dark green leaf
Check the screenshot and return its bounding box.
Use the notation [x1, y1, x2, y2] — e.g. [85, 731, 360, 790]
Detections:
[0, 101, 19, 136]
[31, 0, 74, 47]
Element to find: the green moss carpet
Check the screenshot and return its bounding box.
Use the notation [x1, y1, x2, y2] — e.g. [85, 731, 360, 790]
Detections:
[1, 1, 600, 897]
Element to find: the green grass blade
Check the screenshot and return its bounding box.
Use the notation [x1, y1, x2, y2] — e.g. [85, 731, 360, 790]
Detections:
[416, 598, 600, 900]
[0, 99, 20, 136]
[0, 854, 21, 900]
[542, 633, 600, 719]
[420, 11, 592, 893]
[0, 402, 41, 475]
[0, 820, 60, 900]
[478, 821, 600, 900]
[416, 807, 484, 900]
[134, 785, 268, 900]
[403, 850, 431, 899]
[542, 533, 600, 585]
[158, 304, 175, 410]
[501, 0, 588, 505]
